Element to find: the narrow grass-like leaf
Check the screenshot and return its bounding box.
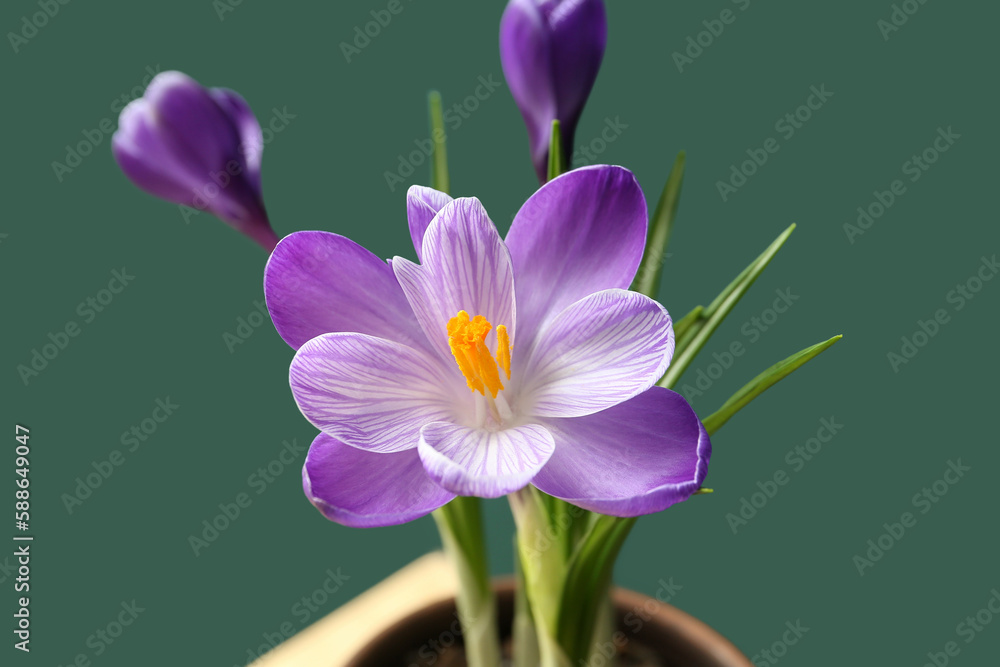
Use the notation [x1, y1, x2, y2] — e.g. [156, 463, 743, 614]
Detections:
[428, 90, 449, 195]
[659, 224, 796, 389]
[556, 516, 636, 665]
[672, 305, 705, 357]
[632, 151, 686, 298]
[701, 334, 842, 434]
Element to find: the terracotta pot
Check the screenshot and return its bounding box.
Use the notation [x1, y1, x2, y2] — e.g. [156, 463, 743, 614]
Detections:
[346, 580, 752, 666]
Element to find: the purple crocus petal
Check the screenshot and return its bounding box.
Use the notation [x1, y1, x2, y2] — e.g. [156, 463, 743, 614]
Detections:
[142, 71, 241, 168]
[505, 166, 646, 357]
[303, 433, 455, 528]
[500, 0, 607, 181]
[113, 97, 213, 204]
[521, 289, 673, 418]
[500, 1, 557, 181]
[264, 231, 433, 354]
[289, 333, 469, 453]
[209, 88, 264, 197]
[533, 386, 710, 517]
[393, 198, 516, 365]
[418, 422, 555, 498]
[111, 71, 276, 250]
[406, 185, 454, 262]
[545, 0, 607, 133]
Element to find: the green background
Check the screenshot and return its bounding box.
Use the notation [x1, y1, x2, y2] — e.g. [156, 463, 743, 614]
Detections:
[4, 0, 998, 665]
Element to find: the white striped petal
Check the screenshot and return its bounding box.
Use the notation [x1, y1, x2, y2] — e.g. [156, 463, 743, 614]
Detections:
[418, 422, 555, 498]
[393, 197, 516, 366]
[520, 289, 674, 418]
[289, 333, 469, 453]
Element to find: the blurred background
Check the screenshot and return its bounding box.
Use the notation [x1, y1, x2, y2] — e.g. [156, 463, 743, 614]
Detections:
[3, 1, 998, 665]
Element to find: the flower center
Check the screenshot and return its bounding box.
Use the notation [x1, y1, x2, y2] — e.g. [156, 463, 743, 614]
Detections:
[447, 311, 511, 399]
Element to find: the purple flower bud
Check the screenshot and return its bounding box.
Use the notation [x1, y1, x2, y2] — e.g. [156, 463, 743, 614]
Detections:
[500, 0, 607, 182]
[112, 71, 278, 251]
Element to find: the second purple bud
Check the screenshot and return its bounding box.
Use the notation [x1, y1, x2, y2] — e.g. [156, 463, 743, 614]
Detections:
[500, 0, 607, 182]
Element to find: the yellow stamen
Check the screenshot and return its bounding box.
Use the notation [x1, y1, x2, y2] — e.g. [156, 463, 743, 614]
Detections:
[446, 310, 511, 398]
[496, 325, 511, 380]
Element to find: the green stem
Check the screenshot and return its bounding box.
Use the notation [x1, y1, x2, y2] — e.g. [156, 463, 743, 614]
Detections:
[510, 488, 572, 667]
[547, 119, 565, 181]
[513, 537, 541, 667]
[433, 498, 502, 667]
[428, 90, 449, 194]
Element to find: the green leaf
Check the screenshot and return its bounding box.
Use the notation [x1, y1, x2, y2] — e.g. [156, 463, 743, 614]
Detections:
[672, 305, 704, 351]
[632, 151, 686, 298]
[547, 119, 564, 181]
[659, 223, 796, 389]
[702, 334, 843, 435]
[428, 90, 449, 195]
[555, 515, 636, 665]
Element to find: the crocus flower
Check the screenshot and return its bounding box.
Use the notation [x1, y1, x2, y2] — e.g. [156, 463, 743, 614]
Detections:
[265, 165, 710, 527]
[112, 71, 278, 251]
[500, 0, 607, 182]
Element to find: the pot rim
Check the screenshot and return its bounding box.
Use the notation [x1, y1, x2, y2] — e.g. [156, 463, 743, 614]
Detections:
[346, 578, 752, 666]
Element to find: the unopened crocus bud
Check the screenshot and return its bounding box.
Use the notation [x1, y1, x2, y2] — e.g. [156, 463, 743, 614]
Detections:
[112, 71, 278, 250]
[500, 0, 607, 182]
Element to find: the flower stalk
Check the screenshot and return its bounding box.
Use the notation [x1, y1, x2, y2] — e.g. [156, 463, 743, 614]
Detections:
[433, 498, 502, 667]
[510, 488, 573, 667]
